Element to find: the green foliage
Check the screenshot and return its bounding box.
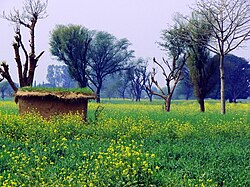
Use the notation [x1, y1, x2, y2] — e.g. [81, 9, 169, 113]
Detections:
[50, 24, 93, 87]
[209, 54, 250, 102]
[19, 86, 94, 94]
[0, 100, 249, 186]
[88, 31, 134, 102]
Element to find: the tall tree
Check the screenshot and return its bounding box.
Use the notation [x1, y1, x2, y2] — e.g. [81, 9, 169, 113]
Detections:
[88, 31, 134, 103]
[0, 0, 48, 92]
[50, 25, 93, 88]
[128, 58, 149, 102]
[184, 13, 218, 112]
[193, 0, 250, 114]
[188, 53, 218, 111]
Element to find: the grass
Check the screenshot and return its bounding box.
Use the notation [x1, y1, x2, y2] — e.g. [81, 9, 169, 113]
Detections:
[19, 86, 94, 94]
[0, 99, 249, 186]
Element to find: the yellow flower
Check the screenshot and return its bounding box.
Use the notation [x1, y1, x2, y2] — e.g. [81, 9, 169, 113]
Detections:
[155, 166, 160, 170]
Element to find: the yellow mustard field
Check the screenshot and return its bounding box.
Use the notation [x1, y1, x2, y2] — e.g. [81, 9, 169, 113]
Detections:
[0, 100, 249, 186]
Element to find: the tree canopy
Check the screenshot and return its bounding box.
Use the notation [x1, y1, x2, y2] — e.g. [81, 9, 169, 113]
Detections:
[209, 54, 250, 102]
[88, 31, 134, 102]
[50, 24, 93, 88]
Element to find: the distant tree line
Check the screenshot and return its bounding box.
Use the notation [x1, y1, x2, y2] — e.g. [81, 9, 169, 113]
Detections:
[45, 58, 153, 101]
[44, 53, 249, 105]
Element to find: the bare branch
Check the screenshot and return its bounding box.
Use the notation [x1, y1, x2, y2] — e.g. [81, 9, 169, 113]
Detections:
[153, 57, 168, 78]
[0, 62, 18, 92]
[35, 51, 45, 61]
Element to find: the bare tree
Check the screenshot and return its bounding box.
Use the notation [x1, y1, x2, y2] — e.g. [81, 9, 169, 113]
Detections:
[148, 19, 189, 111]
[193, 0, 250, 114]
[147, 56, 188, 112]
[0, 0, 48, 92]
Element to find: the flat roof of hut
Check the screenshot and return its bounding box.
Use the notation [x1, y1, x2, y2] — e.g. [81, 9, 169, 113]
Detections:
[15, 90, 96, 102]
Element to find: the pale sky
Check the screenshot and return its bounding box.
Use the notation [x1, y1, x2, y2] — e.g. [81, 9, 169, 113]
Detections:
[0, 0, 249, 84]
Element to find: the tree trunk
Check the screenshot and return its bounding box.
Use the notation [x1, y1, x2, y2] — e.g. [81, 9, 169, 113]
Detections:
[1, 90, 4, 100]
[135, 90, 141, 102]
[220, 54, 226, 114]
[198, 99, 205, 112]
[165, 96, 172, 112]
[149, 95, 152, 102]
[96, 86, 101, 103]
[135, 97, 140, 102]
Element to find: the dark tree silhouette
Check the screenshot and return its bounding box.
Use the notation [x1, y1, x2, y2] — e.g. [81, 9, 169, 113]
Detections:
[210, 54, 250, 102]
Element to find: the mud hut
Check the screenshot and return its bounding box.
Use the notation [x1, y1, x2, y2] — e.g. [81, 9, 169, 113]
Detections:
[15, 88, 96, 121]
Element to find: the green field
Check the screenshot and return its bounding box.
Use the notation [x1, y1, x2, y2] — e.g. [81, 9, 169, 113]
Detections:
[0, 100, 249, 186]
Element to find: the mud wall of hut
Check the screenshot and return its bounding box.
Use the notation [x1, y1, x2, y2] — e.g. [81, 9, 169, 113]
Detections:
[18, 97, 88, 120]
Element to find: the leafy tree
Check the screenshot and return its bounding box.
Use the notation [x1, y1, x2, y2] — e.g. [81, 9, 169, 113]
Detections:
[183, 13, 218, 112]
[193, 0, 250, 114]
[127, 58, 149, 102]
[50, 24, 93, 88]
[210, 54, 250, 102]
[0, 0, 48, 92]
[88, 31, 134, 103]
[46, 65, 77, 88]
[188, 53, 218, 111]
